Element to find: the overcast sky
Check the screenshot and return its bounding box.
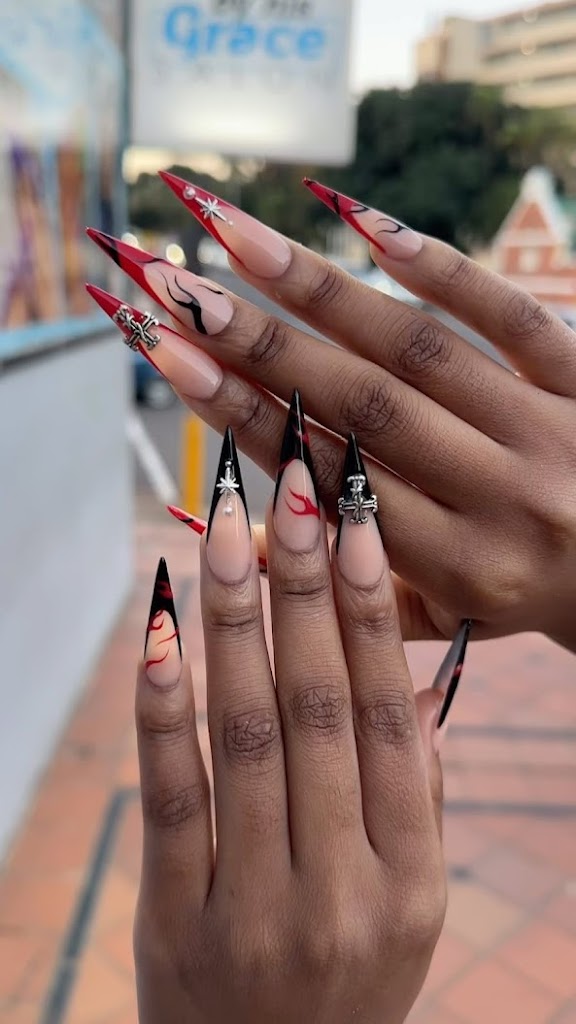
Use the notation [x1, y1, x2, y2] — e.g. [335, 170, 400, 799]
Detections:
[350, 0, 518, 91]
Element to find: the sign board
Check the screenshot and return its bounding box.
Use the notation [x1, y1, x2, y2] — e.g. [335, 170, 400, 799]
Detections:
[130, 0, 356, 164]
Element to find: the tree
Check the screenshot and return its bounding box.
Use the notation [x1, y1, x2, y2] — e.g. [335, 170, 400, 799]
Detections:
[128, 84, 576, 254]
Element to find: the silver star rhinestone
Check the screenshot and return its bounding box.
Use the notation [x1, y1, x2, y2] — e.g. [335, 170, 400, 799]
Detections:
[195, 195, 231, 224]
[217, 460, 240, 514]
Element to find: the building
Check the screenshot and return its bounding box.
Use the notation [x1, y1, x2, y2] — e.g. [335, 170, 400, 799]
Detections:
[416, 0, 576, 109]
[490, 166, 576, 319]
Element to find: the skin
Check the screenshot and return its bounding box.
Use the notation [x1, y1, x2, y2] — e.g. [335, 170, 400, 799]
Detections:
[160, 228, 576, 653]
[134, 507, 446, 1023]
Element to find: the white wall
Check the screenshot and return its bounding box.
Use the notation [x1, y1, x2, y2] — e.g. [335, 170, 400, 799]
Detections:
[0, 336, 132, 859]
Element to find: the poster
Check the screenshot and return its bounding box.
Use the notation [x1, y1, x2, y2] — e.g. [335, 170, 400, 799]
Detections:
[0, 0, 124, 348]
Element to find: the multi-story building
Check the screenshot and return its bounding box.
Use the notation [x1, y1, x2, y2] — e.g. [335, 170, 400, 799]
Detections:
[416, 0, 576, 109]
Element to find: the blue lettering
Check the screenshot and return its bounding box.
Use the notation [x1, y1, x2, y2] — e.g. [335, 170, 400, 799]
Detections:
[205, 21, 225, 52]
[297, 28, 325, 60]
[228, 23, 256, 55]
[265, 26, 292, 57]
[163, 5, 328, 62]
[164, 4, 200, 56]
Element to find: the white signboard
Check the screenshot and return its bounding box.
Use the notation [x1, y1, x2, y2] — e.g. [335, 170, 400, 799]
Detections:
[130, 0, 355, 164]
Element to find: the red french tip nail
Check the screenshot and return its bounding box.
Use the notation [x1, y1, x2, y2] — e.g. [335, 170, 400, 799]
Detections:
[85, 282, 124, 319]
[167, 505, 207, 537]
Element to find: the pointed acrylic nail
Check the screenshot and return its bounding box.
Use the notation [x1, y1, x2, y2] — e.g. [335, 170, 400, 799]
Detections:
[337, 434, 384, 587]
[206, 428, 252, 583]
[433, 619, 472, 731]
[167, 504, 268, 575]
[159, 170, 292, 280]
[144, 558, 182, 686]
[86, 228, 233, 336]
[303, 179, 423, 261]
[86, 283, 223, 399]
[273, 390, 320, 552]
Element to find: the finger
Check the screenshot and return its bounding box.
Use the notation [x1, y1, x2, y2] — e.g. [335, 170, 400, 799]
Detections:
[331, 439, 436, 859]
[136, 559, 212, 904]
[200, 429, 290, 880]
[86, 234, 496, 506]
[266, 399, 364, 863]
[293, 182, 576, 396]
[415, 689, 444, 839]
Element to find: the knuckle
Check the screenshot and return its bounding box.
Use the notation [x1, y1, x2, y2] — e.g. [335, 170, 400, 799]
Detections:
[205, 599, 261, 640]
[527, 486, 576, 558]
[341, 370, 413, 445]
[502, 290, 552, 340]
[142, 780, 209, 832]
[394, 881, 447, 952]
[290, 682, 350, 738]
[244, 315, 291, 369]
[395, 317, 453, 380]
[309, 441, 341, 502]
[302, 898, 375, 971]
[138, 705, 194, 745]
[230, 383, 276, 443]
[356, 687, 415, 747]
[436, 249, 478, 292]
[344, 586, 398, 634]
[222, 705, 281, 765]
[274, 570, 333, 605]
[304, 262, 348, 311]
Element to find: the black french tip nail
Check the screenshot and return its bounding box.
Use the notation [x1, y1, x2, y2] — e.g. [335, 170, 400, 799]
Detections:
[145, 557, 181, 657]
[207, 426, 249, 540]
[273, 389, 319, 512]
[435, 619, 473, 728]
[336, 433, 379, 551]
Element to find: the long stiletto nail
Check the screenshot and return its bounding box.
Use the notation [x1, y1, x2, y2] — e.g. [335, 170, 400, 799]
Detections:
[86, 229, 234, 336]
[433, 619, 473, 735]
[86, 284, 223, 399]
[273, 390, 320, 552]
[167, 504, 268, 575]
[206, 428, 252, 583]
[159, 171, 292, 280]
[337, 434, 384, 587]
[303, 179, 423, 261]
[144, 558, 182, 686]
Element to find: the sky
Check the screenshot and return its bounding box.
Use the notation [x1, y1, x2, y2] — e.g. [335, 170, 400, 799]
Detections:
[350, 0, 520, 92]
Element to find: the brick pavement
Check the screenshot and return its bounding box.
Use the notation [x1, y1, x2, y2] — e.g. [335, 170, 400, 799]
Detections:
[1, 505, 576, 1023]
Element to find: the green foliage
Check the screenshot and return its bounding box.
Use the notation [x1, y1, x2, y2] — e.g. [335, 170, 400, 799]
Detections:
[128, 84, 576, 253]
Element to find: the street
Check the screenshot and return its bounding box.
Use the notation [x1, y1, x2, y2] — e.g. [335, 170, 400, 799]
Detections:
[136, 266, 506, 521]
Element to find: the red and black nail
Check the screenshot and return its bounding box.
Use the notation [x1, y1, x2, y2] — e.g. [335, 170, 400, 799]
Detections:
[144, 558, 182, 686]
[273, 390, 321, 551]
[86, 228, 233, 336]
[433, 619, 473, 728]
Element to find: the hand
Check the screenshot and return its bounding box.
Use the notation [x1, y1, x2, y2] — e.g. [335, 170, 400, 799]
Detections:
[87, 177, 576, 650]
[134, 420, 445, 1024]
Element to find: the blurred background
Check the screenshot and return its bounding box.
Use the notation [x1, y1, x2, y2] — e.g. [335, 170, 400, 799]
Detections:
[2, 2, 576, 1022]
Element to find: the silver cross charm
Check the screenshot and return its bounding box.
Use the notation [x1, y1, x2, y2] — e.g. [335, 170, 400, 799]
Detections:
[338, 474, 378, 525]
[217, 459, 240, 514]
[113, 306, 160, 351]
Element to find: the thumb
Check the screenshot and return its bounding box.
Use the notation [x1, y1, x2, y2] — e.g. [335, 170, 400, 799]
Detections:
[415, 688, 444, 839]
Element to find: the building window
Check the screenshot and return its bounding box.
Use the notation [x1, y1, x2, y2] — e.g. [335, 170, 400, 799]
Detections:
[518, 248, 541, 273]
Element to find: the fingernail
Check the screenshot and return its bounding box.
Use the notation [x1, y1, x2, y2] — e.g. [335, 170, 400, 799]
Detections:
[273, 390, 320, 552]
[86, 284, 223, 399]
[159, 171, 292, 280]
[433, 619, 473, 737]
[303, 179, 423, 261]
[144, 558, 182, 687]
[206, 428, 252, 583]
[337, 434, 384, 587]
[86, 228, 234, 336]
[167, 503, 268, 575]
